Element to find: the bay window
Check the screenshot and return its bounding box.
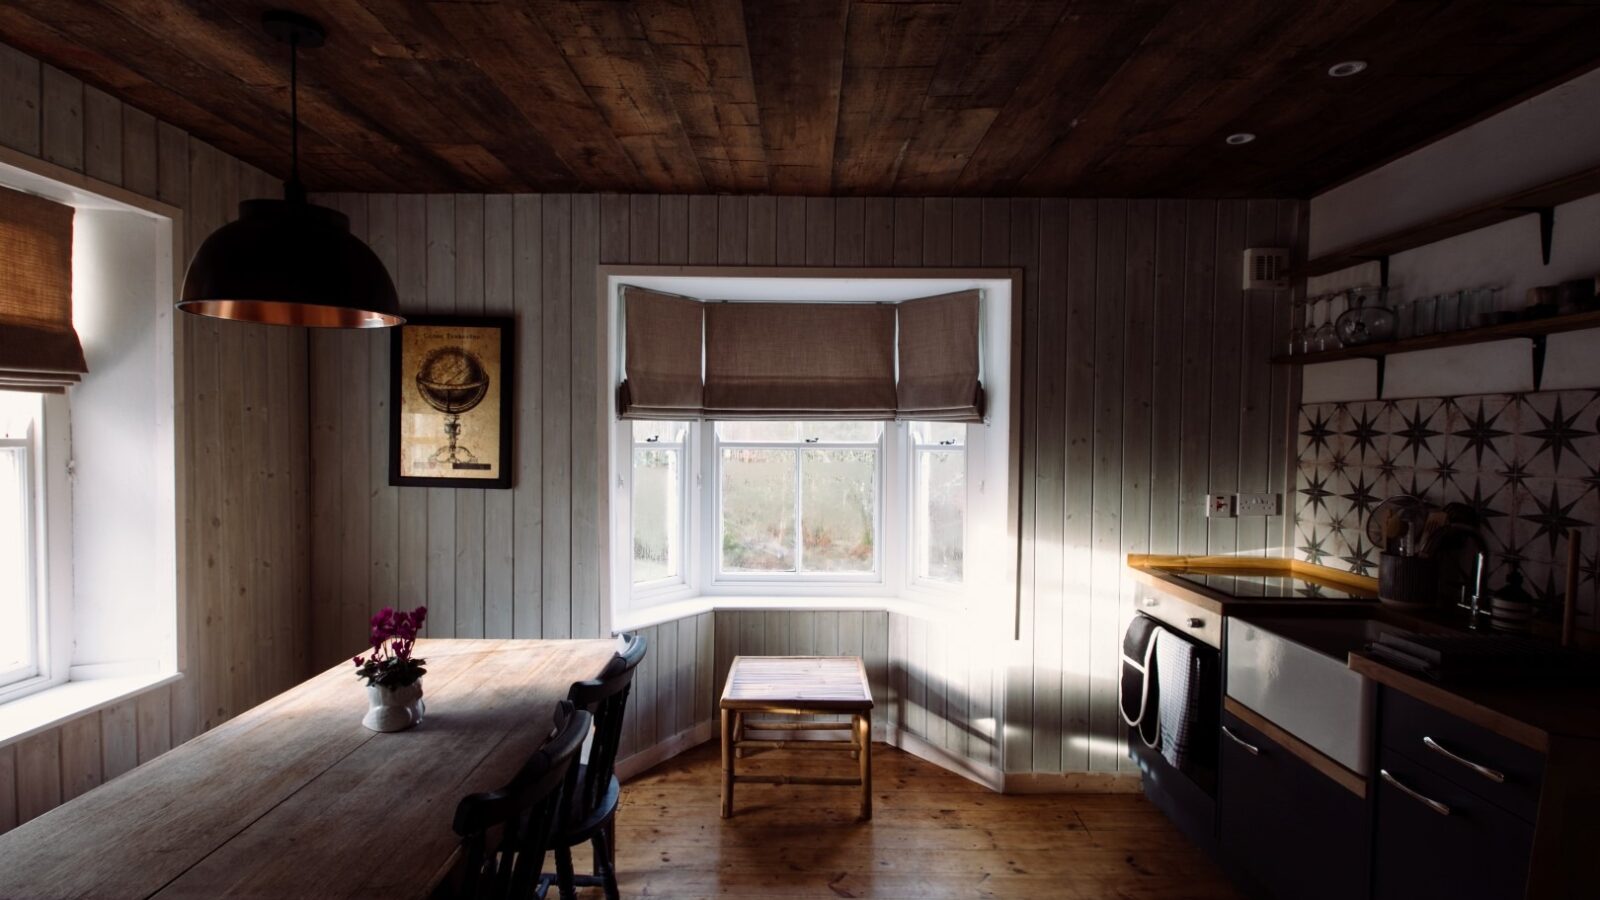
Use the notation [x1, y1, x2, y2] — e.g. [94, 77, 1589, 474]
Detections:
[603, 271, 1016, 633]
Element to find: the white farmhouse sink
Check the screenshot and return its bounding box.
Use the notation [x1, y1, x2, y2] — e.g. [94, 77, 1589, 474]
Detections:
[1226, 617, 1408, 775]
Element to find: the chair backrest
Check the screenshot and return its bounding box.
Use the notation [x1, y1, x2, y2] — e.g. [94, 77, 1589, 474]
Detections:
[566, 633, 648, 820]
[444, 701, 592, 900]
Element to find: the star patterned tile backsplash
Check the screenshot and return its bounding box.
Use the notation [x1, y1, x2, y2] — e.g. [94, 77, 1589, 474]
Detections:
[1295, 389, 1599, 628]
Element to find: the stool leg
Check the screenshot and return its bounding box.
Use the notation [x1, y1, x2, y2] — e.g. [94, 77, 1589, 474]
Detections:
[720, 707, 735, 818]
[857, 714, 872, 821]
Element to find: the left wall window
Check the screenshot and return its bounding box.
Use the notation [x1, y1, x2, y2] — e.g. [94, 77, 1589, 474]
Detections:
[0, 393, 40, 689]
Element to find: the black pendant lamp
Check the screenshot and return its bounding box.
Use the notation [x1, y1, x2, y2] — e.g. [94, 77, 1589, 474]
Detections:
[178, 11, 402, 328]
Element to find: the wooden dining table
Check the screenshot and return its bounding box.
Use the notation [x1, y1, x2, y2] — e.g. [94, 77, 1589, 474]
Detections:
[0, 638, 621, 900]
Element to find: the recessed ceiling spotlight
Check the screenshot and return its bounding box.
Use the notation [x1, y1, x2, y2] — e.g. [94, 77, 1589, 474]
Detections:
[1328, 60, 1368, 77]
[1225, 133, 1256, 145]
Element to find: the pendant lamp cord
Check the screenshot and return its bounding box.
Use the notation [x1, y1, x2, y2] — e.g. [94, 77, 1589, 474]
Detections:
[286, 31, 304, 203]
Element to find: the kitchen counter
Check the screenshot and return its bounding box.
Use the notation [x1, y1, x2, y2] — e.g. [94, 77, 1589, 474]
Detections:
[1126, 553, 1381, 616]
[1349, 649, 1600, 752]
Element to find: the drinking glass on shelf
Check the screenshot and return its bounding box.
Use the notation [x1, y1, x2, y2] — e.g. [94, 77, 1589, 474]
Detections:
[1393, 293, 1413, 339]
[1288, 295, 1307, 355]
[1315, 291, 1344, 350]
[1436, 290, 1462, 333]
[1414, 294, 1438, 336]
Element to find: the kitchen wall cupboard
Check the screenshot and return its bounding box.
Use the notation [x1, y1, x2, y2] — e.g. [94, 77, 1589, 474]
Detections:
[1218, 710, 1368, 900]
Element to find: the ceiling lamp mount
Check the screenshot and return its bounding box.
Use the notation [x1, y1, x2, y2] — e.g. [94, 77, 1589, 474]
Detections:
[178, 10, 401, 329]
[1225, 133, 1256, 145]
[1328, 60, 1369, 78]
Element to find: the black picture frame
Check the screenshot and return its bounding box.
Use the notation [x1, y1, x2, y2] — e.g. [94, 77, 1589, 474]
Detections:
[389, 315, 514, 489]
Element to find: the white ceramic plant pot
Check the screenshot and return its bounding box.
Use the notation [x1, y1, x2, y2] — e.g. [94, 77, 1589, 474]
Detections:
[362, 681, 425, 732]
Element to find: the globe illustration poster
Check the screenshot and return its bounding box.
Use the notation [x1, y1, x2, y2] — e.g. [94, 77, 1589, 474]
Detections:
[392, 318, 512, 488]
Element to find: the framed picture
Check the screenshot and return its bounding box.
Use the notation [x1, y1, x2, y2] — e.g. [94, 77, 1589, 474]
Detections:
[389, 315, 514, 489]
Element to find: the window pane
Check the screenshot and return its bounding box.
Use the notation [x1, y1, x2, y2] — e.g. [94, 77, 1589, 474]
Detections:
[911, 421, 966, 446]
[916, 448, 965, 582]
[715, 421, 799, 443]
[800, 421, 881, 443]
[632, 421, 685, 444]
[721, 448, 796, 572]
[632, 447, 681, 583]
[0, 448, 31, 674]
[801, 449, 876, 572]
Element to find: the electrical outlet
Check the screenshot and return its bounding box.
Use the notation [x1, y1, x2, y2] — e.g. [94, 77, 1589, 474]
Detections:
[1205, 494, 1235, 518]
[1235, 493, 1281, 517]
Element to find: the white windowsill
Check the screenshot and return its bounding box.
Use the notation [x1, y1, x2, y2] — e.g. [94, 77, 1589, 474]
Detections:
[0, 672, 181, 749]
[612, 593, 971, 633]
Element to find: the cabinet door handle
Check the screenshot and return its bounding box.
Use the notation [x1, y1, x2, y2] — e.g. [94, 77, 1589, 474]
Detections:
[1422, 735, 1506, 784]
[1380, 769, 1452, 817]
[1221, 725, 1260, 756]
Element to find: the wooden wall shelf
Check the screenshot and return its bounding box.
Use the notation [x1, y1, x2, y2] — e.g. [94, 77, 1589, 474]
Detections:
[1267, 307, 1593, 365]
[1270, 309, 1600, 366]
[1274, 309, 1600, 393]
[1301, 165, 1600, 278]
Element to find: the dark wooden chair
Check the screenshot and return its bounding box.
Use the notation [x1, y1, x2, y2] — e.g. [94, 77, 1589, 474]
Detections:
[544, 634, 648, 900]
[436, 701, 593, 900]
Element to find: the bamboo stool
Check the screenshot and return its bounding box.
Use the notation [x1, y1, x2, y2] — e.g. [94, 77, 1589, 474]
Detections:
[719, 655, 875, 821]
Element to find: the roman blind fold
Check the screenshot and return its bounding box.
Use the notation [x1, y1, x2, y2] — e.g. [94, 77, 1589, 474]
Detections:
[704, 301, 897, 419]
[0, 186, 83, 393]
[618, 286, 704, 419]
[897, 289, 982, 421]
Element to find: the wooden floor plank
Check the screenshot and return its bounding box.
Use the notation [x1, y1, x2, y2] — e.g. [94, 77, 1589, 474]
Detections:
[611, 742, 1239, 899]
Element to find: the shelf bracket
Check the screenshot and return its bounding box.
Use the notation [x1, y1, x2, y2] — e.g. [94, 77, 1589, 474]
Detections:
[1378, 255, 1390, 289]
[1509, 206, 1555, 265]
[1533, 334, 1547, 391]
[1374, 354, 1387, 398]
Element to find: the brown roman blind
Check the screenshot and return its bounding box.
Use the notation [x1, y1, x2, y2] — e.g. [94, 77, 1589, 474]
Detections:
[897, 289, 982, 421]
[0, 186, 83, 393]
[704, 301, 897, 419]
[618, 286, 704, 419]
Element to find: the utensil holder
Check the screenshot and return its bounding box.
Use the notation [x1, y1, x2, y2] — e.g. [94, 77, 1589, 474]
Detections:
[1379, 553, 1437, 609]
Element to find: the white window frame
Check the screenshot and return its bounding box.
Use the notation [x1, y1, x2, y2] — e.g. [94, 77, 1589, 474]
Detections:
[0, 150, 184, 739]
[628, 421, 693, 602]
[707, 422, 889, 587]
[906, 423, 968, 595]
[599, 268, 1020, 640]
[0, 409, 42, 692]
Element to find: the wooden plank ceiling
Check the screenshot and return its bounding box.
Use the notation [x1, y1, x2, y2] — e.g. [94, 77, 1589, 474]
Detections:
[2, 0, 1597, 196]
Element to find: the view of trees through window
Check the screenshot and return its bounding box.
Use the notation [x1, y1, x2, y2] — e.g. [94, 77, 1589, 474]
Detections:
[629, 418, 966, 590]
[631, 422, 683, 584]
[0, 392, 38, 685]
[718, 422, 879, 575]
[912, 422, 965, 583]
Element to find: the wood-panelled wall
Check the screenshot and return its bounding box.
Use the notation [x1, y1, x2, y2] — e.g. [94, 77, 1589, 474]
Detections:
[0, 41, 310, 834]
[307, 192, 1298, 777]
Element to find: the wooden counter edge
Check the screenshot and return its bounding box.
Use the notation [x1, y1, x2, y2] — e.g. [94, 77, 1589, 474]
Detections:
[1224, 697, 1368, 798]
[1347, 651, 1550, 752]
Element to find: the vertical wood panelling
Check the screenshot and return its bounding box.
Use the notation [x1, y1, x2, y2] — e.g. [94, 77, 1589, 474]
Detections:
[0, 40, 308, 835]
[15, 733, 59, 825]
[295, 189, 1296, 784]
[39, 65, 81, 171]
[425, 195, 458, 635]
[454, 194, 486, 639]
[0, 745, 14, 832]
[540, 195, 572, 639]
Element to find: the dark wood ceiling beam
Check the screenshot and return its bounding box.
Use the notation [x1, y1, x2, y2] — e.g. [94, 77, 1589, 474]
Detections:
[744, 0, 849, 195]
[634, 0, 768, 193]
[1068, 0, 1402, 195]
[0, 6, 263, 156]
[425, 0, 648, 192]
[532, 0, 708, 193]
[892, 0, 1068, 194]
[1015, 0, 1307, 193]
[830, 0, 959, 195]
[953, 0, 1176, 194]
[4, 0, 1598, 195]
